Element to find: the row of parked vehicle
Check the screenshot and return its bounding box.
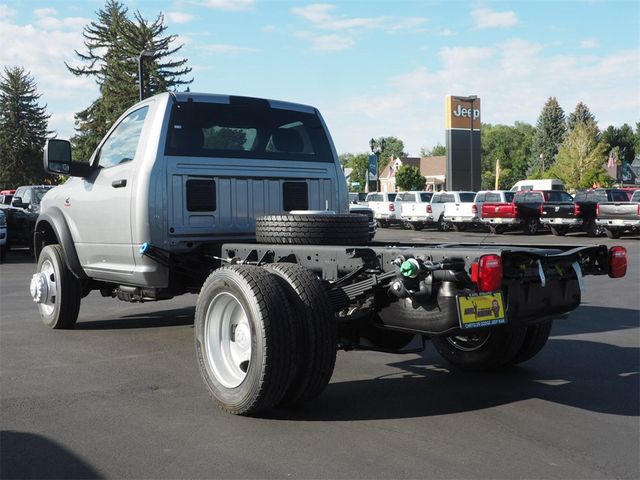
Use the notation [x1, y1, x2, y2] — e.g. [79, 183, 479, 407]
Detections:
[0, 185, 55, 262]
[353, 187, 640, 239]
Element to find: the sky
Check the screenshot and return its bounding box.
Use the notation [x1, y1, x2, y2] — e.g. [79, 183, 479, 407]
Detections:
[1, 0, 639, 157]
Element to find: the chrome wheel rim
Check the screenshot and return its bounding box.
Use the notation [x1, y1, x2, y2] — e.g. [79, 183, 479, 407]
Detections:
[204, 292, 252, 388]
[445, 331, 491, 352]
[30, 259, 57, 316]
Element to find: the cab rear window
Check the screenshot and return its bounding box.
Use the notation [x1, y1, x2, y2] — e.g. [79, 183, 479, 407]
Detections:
[164, 99, 333, 162]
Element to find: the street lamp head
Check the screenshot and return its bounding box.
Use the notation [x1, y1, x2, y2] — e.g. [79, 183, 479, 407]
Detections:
[139, 49, 155, 58]
[369, 138, 376, 153]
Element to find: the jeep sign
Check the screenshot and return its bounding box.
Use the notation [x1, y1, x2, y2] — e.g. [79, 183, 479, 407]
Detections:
[445, 95, 481, 130]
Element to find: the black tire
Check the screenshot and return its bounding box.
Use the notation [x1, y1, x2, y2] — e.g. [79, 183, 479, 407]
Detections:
[256, 214, 369, 245]
[604, 227, 621, 239]
[406, 221, 417, 231]
[437, 215, 450, 232]
[550, 226, 567, 236]
[507, 320, 553, 366]
[0, 244, 6, 262]
[33, 244, 81, 329]
[585, 219, 604, 237]
[263, 263, 337, 406]
[194, 265, 296, 415]
[489, 225, 505, 235]
[431, 326, 527, 371]
[451, 223, 466, 232]
[524, 217, 540, 235]
[376, 219, 384, 228]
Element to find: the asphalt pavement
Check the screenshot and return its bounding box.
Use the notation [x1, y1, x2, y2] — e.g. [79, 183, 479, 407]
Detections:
[1, 228, 638, 479]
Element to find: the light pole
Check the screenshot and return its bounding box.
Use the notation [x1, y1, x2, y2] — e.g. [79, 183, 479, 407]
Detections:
[454, 95, 478, 190]
[138, 49, 155, 101]
[369, 138, 386, 192]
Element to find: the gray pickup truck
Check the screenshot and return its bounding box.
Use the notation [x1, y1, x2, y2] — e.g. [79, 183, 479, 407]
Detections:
[596, 189, 640, 238]
[32, 92, 627, 416]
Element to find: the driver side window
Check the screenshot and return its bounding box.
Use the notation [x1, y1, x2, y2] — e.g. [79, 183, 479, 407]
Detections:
[97, 107, 149, 168]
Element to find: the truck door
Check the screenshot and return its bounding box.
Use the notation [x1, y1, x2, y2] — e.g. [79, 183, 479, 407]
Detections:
[69, 106, 149, 280]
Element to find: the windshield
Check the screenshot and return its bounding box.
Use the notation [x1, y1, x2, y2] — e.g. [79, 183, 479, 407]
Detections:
[165, 100, 333, 163]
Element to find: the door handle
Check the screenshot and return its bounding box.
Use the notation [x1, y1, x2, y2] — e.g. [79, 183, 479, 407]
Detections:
[112, 179, 127, 188]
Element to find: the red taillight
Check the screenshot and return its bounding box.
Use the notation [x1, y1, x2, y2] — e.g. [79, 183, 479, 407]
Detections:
[472, 204, 477, 214]
[389, 203, 395, 212]
[471, 254, 503, 292]
[609, 246, 627, 278]
[427, 205, 432, 214]
[637, 204, 640, 215]
[574, 203, 581, 216]
[539, 203, 544, 214]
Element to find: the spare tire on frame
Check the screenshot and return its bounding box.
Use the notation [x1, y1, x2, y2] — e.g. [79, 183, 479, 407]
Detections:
[255, 213, 369, 245]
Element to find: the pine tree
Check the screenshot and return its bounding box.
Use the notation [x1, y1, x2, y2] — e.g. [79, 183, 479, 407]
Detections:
[528, 97, 566, 176]
[567, 102, 598, 135]
[67, 0, 193, 161]
[0, 66, 52, 186]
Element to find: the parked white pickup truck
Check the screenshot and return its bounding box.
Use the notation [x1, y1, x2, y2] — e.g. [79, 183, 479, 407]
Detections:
[443, 191, 479, 231]
[365, 191, 400, 227]
[397, 191, 434, 230]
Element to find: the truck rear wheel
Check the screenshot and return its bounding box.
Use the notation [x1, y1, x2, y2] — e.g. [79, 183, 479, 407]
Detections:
[550, 226, 568, 236]
[524, 217, 540, 235]
[194, 265, 296, 415]
[604, 227, 621, 239]
[256, 214, 369, 245]
[585, 219, 604, 237]
[31, 244, 81, 329]
[489, 225, 506, 235]
[431, 326, 527, 371]
[506, 320, 553, 366]
[264, 263, 337, 406]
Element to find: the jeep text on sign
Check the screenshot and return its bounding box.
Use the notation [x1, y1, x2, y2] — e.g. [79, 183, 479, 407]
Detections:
[445, 95, 481, 130]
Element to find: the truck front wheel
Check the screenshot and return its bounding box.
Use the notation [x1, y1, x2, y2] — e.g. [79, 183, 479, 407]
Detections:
[431, 326, 527, 371]
[31, 244, 81, 329]
[604, 227, 621, 239]
[195, 265, 296, 415]
[263, 263, 337, 406]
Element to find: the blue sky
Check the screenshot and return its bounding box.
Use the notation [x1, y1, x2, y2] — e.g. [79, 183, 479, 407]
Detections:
[1, 0, 638, 156]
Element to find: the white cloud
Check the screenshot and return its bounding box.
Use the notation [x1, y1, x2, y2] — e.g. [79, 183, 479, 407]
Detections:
[322, 41, 640, 156]
[166, 11, 194, 24]
[292, 4, 334, 24]
[0, 18, 98, 138]
[36, 16, 90, 30]
[203, 0, 255, 12]
[262, 25, 277, 33]
[34, 7, 57, 17]
[581, 38, 598, 49]
[471, 7, 518, 29]
[310, 34, 355, 52]
[0, 4, 17, 18]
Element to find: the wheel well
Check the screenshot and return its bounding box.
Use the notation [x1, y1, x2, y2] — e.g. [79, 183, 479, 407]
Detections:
[35, 220, 59, 258]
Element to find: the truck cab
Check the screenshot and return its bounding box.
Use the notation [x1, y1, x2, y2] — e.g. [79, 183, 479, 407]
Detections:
[37, 92, 348, 288]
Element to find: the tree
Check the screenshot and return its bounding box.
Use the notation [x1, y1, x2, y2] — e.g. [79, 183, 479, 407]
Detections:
[528, 97, 566, 176]
[340, 152, 369, 192]
[0, 66, 52, 186]
[567, 102, 598, 135]
[602, 124, 636, 164]
[67, 0, 193, 160]
[395, 164, 424, 191]
[548, 123, 609, 190]
[371, 136, 406, 172]
[421, 143, 446, 157]
[481, 122, 535, 189]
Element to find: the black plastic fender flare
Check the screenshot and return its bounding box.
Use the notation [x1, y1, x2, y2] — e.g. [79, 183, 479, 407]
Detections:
[35, 209, 88, 279]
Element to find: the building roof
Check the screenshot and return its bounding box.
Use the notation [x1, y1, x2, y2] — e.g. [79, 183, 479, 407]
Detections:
[379, 155, 446, 179]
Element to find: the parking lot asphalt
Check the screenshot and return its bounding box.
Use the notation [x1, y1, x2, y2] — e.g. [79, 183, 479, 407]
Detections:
[1, 228, 638, 479]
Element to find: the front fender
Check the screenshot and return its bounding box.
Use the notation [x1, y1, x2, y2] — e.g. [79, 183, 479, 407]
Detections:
[35, 209, 88, 279]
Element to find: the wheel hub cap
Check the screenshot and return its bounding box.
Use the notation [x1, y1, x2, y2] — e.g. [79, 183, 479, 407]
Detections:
[30, 272, 49, 304]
